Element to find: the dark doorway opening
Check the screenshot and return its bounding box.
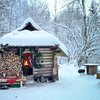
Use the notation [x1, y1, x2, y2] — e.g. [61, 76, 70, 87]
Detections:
[22, 49, 33, 76]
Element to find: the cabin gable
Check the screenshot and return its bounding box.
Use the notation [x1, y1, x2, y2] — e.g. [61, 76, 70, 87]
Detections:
[20, 22, 38, 31]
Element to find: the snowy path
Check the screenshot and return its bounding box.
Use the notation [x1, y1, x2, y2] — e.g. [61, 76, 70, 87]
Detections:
[0, 64, 100, 100]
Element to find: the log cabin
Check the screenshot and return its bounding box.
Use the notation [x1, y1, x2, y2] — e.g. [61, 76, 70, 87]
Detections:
[0, 18, 68, 84]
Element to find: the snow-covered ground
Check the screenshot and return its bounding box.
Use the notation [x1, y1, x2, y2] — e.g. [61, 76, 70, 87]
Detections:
[1, 64, 100, 100]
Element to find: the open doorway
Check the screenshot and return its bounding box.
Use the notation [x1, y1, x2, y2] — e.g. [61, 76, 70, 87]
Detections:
[22, 49, 33, 76]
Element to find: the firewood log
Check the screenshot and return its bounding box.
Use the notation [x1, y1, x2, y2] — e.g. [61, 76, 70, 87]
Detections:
[0, 51, 22, 77]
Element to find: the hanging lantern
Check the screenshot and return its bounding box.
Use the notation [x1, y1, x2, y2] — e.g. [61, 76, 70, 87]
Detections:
[23, 49, 33, 67]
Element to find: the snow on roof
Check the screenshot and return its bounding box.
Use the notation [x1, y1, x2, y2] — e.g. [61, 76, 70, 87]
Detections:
[0, 30, 68, 55]
[0, 17, 68, 56]
[17, 17, 41, 31]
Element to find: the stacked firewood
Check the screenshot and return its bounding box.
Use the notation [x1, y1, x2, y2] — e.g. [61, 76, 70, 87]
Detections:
[0, 51, 22, 78]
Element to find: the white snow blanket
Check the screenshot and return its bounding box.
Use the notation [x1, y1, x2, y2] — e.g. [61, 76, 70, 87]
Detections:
[0, 64, 100, 100]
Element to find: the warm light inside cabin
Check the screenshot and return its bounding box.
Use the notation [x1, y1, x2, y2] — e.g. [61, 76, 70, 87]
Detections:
[24, 60, 29, 66]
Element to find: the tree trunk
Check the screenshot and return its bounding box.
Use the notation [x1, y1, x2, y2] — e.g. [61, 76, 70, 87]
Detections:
[82, 0, 88, 64]
[54, 0, 58, 36]
[82, 0, 88, 46]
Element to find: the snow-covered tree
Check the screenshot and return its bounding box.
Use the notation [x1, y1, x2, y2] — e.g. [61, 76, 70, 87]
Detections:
[52, 0, 100, 65]
[0, 0, 28, 36]
[27, 0, 51, 32]
[87, 0, 100, 63]
[0, 0, 11, 36]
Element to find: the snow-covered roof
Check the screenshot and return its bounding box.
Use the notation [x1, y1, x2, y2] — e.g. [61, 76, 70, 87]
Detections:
[0, 17, 68, 56]
[0, 30, 68, 55]
[17, 17, 41, 31]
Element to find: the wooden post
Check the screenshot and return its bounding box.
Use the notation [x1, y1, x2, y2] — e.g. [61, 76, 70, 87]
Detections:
[53, 55, 58, 81]
[20, 80, 23, 88]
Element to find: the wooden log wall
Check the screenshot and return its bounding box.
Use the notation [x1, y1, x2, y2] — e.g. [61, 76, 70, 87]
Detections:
[0, 46, 59, 80]
[34, 47, 54, 77]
